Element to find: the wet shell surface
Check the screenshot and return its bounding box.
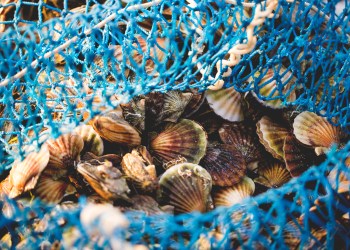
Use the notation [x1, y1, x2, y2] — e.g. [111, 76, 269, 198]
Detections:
[206, 86, 244, 122]
[219, 123, 263, 166]
[214, 177, 255, 207]
[257, 116, 291, 161]
[249, 66, 297, 109]
[158, 163, 213, 214]
[74, 124, 104, 156]
[199, 144, 246, 186]
[8, 145, 50, 198]
[293, 111, 341, 155]
[254, 161, 291, 188]
[92, 112, 141, 146]
[150, 119, 207, 165]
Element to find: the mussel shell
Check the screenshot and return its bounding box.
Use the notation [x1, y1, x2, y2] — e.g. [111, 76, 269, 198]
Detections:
[74, 124, 104, 156]
[206, 86, 244, 122]
[200, 144, 246, 186]
[253, 161, 291, 188]
[293, 111, 341, 155]
[158, 163, 213, 214]
[257, 116, 291, 161]
[150, 119, 208, 165]
[214, 177, 255, 207]
[92, 112, 141, 146]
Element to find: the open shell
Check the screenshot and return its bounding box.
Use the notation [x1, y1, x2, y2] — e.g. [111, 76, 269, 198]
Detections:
[92, 112, 141, 146]
[158, 163, 213, 214]
[74, 124, 104, 156]
[257, 116, 291, 161]
[200, 144, 246, 186]
[293, 111, 341, 155]
[214, 177, 255, 207]
[150, 119, 207, 165]
[206, 86, 244, 122]
[8, 145, 50, 198]
[253, 161, 291, 188]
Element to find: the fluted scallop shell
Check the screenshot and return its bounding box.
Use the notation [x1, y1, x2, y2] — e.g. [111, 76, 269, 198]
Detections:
[257, 116, 291, 161]
[214, 177, 255, 207]
[74, 124, 104, 156]
[0, 177, 12, 197]
[293, 111, 341, 155]
[206, 86, 244, 122]
[92, 112, 141, 146]
[183, 90, 205, 118]
[283, 134, 314, 177]
[158, 163, 213, 214]
[150, 119, 207, 165]
[121, 152, 158, 192]
[254, 161, 291, 188]
[8, 145, 50, 198]
[219, 123, 263, 166]
[160, 91, 193, 123]
[314, 76, 345, 104]
[35, 173, 70, 203]
[249, 66, 297, 109]
[200, 144, 246, 186]
[327, 167, 349, 193]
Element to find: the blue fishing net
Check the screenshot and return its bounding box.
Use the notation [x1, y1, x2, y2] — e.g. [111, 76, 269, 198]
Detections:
[0, 0, 349, 248]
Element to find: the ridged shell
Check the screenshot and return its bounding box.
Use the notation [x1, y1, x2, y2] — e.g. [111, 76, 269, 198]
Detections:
[46, 133, 84, 169]
[257, 116, 291, 161]
[0, 177, 12, 197]
[254, 161, 291, 188]
[327, 167, 349, 193]
[283, 134, 314, 177]
[219, 123, 263, 166]
[35, 173, 69, 203]
[293, 111, 341, 155]
[160, 91, 193, 123]
[183, 91, 205, 118]
[8, 145, 50, 198]
[206, 87, 244, 122]
[150, 119, 207, 165]
[74, 124, 104, 156]
[214, 177, 255, 207]
[200, 144, 246, 186]
[120, 97, 145, 131]
[158, 163, 213, 214]
[249, 66, 297, 109]
[92, 112, 141, 146]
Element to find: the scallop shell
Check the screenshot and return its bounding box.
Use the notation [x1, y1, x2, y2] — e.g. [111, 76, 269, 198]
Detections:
[219, 123, 263, 166]
[158, 163, 213, 214]
[35, 173, 70, 203]
[0, 177, 12, 197]
[249, 66, 297, 109]
[183, 90, 205, 118]
[293, 111, 341, 155]
[253, 161, 291, 188]
[120, 96, 145, 131]
[160, 91, 193, 123]
[206, 86, 244, 122]
[257, 116, 291, 161]
[199, 144, 246, 186]
[74, 124, 104, 156]
[8, 145, 50, 198]
[150, 119, 207, 165]
[283, 134, 314, 177]
[92, 112, 141, 146]
[327, 167, 349, 193]
[214, 177, 255, 207]
[127, 195, 165, 215]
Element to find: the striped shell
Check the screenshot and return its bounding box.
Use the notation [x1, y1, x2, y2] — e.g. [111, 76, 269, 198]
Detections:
[92, 112, 141, 146]
[74, 124, 104, 156]
[150, 119, 207, 165]
[257, 116, 291, 161]
[200, 144, 246, 186]
[8, 145, 50, 198]
[214, 177, 255, 207]
[206, 86, 244, 122]
[293, 111, 341, 155]
[35, 174, 71, 204]
[254, 161, 291, 188]
[158, 163, 213, 214]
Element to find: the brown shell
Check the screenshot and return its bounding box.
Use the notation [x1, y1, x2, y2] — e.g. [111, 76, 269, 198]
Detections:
[8, 145, 50, 198]
[74, 124, 104, 156]
[257, 116, 291, 161]
[293, 111, 341, 155]
[92, 112, 141, 146]
[219, 123, 263, 165]
[126, 195, 165, 215]
[158, 163, 213, 214]
[150, 119, 208, 165]
[214, 177, 255, 207]
[254, 161, 291, 188]
[120, 96, 145, 131]
[35, 174, 69, 203]
[200, 144, 246, 186]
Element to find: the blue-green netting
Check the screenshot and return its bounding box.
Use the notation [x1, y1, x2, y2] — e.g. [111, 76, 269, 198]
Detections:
[0, 0, 349, 248]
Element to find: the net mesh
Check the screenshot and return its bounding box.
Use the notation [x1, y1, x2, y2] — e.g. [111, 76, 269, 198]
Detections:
[0, 0, 349, 248]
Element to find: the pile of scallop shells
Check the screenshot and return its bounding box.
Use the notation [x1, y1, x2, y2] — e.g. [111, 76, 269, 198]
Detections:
[1, 84, 349, 248]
